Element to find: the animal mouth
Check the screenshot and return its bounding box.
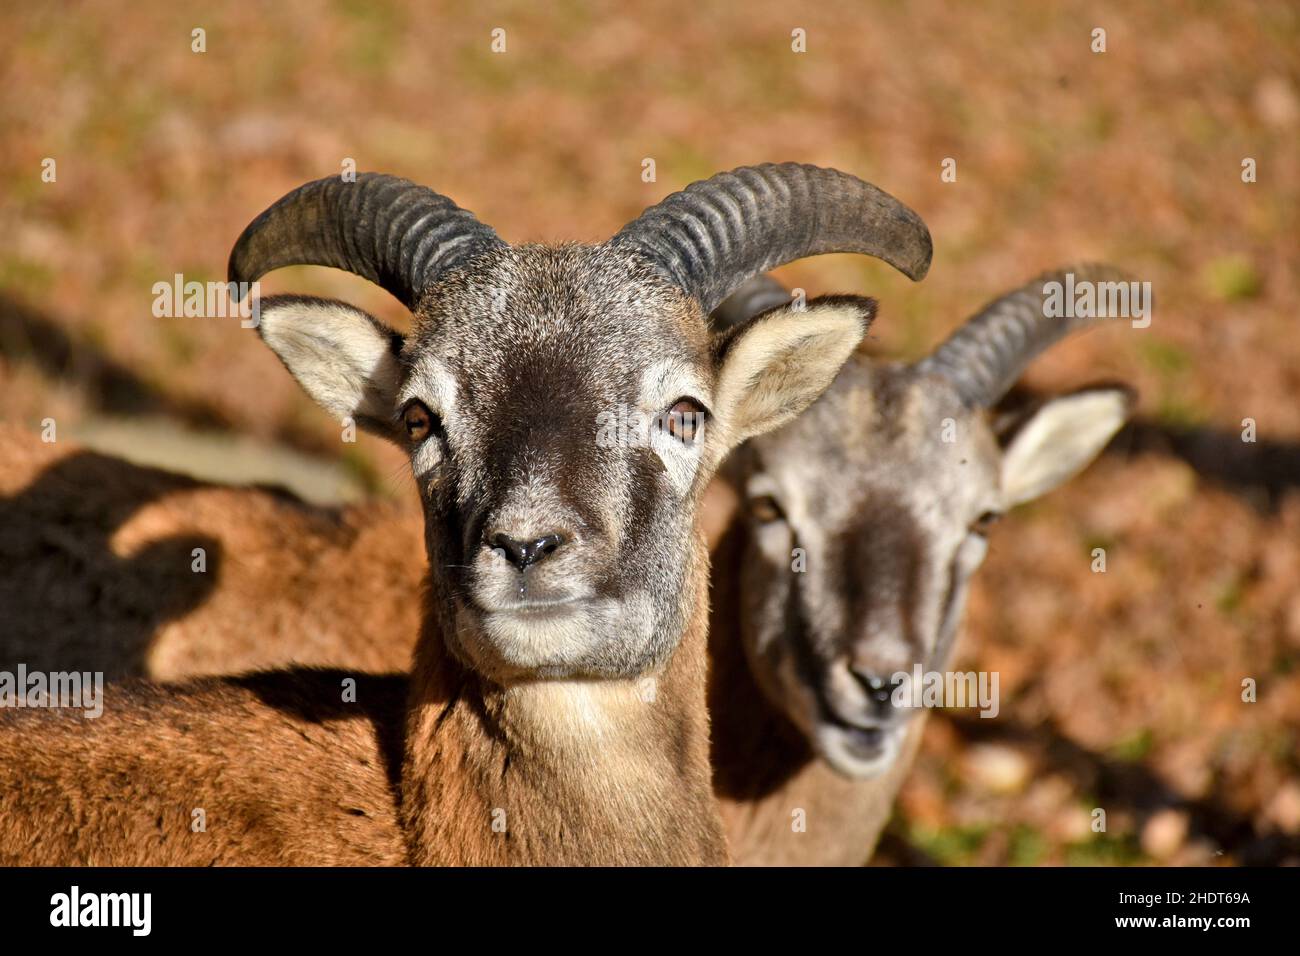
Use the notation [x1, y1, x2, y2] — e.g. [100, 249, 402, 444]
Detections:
[821, 710, 893, 760]
[811, 672, 910, 766]
[479, 596, 586, 621]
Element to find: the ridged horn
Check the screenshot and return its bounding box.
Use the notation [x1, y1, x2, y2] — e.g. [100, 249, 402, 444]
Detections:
[610, 163, 931, 315]
[708, 274, 794, 329]
[916, 263, 1142, 407]
[228, 173, 503, 310]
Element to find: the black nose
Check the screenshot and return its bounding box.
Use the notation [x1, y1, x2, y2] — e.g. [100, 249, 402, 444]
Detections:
[489, 532, 565, 571]
[852, 670, 902, 717]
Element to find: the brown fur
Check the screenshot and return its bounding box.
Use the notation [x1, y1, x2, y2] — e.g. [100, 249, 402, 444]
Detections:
[0, 427, 728, 866]
[0, 671, 408, 865]
[0, 425, 875, 864]
[0, 426, 852, 864]
[400, 591, 721, 864]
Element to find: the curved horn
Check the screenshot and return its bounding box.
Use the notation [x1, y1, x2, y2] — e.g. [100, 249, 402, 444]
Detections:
[916, 263, 1141, 408]
[228, 173, 503, 310]
[709, 274, 793, 329]
[610, 163, 931, 314]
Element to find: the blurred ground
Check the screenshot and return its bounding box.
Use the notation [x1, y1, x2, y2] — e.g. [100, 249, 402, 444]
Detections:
[1, 1, 1297, 864]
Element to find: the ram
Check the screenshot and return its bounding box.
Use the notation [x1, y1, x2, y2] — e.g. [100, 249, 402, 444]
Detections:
[710, 266, 1135, 864]
[0, 164, 931, 865]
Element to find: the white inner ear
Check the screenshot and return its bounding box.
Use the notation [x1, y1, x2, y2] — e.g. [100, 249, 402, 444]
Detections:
[259, 298, 402, 428]
[1001, 389, 1130, 508]
[713, 302, 868, 451]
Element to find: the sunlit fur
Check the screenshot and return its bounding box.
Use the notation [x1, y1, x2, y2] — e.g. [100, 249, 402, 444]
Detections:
[724, 295, 1131, 784]
[391, 244, 715, 682]
[729, 357, 1001, 777]
[0, 235, 872, 864]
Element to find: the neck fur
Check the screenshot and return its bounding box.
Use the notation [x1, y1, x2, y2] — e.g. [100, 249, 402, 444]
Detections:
[399, 552, 727, 865]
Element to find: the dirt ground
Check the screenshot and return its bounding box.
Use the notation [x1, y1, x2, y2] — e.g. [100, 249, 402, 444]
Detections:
[1, 1, 1297, 864]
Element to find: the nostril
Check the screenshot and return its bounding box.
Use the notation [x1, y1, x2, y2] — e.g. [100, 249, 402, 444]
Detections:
[534, 533, 563, 560]
[489, 533, 525, 569]
[852, 670, 901, 713]
[488, 532, 566, 572]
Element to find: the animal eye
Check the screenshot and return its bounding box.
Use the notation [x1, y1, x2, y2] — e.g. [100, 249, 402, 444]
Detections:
[662, 397, 706, 444]
[403, 400, 438, 443]
[971, 511, 1001, 535]
[749, 494, 785, 524]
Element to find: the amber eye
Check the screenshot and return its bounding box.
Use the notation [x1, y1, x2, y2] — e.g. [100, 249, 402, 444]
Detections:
[403, 401, 437, 443]
[749, 494, 785, 524]
[662, 398, 706, 444]
[971, 511, 1001, 535]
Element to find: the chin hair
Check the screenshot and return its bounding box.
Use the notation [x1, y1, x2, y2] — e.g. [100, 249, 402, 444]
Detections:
[451, 597, 664, 680]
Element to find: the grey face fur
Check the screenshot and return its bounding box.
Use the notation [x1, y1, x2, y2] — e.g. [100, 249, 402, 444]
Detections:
[232, 165, 932, 685]
[717, 268, 1136, 777]
[402, 244, 714, 680]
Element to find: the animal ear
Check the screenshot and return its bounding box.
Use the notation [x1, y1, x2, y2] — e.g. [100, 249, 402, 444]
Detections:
[710, 295, 874, 454]
[999, 385, 1134, 508]
[256, 295, 405, 442]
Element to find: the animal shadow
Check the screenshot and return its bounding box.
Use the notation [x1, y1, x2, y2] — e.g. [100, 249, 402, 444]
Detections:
[0, 448, 222, 681]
